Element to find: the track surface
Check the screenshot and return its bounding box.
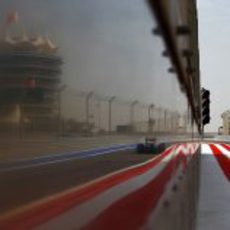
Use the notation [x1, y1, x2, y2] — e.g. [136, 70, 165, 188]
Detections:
[0, 149, 154, 214]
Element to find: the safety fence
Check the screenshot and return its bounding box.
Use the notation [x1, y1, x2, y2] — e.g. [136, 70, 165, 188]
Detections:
[0, 142, 200, 230]
[0, 88, 191, 138]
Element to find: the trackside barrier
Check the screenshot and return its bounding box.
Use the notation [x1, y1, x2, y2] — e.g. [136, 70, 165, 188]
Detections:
[0, 143, 200, 230]
[146, 143, 200, 230]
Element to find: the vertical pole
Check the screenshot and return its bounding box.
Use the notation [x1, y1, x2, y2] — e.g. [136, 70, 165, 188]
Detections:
[86, 91, 93, 134]
[57, 91, 61, 137]
[57, 85, 67, 137]
[191, 118, 194, 139]
[130, 100, 138, 132]
[108, 96, 116, 133]
[148, 104, 154, 133]
[97, 99, 101, 133]
[157, 107, 161, 132]
[201, 124, 204, 139]
[164, 109, 167, 132]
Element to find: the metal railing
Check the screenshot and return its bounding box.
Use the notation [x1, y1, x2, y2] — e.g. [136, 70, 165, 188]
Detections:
[0, 88, 191, 138]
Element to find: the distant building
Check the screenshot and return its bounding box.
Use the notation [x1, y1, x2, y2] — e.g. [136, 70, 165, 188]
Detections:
[0, 32, 62, 130]
[221, 111, 230, 135]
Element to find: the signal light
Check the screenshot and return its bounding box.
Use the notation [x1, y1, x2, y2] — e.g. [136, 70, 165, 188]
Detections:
[201, 88, 210, 126]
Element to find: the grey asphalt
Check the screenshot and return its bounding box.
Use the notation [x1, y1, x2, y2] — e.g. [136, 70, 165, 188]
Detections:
[0, 144, 135, 172]
[196, 147, 230, 230]
[0, 149, 154, 214]
[0, 135, 141, 161]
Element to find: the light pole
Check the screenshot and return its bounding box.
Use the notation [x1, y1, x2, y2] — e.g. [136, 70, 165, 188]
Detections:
[148, 104, 154, 133]
[97, 99, 101, 133]
[164, 109, 168, 132]
[86, 91, 93, 133]
[108, 96, 116, 134]
[130, 100, 138, 131]
[171, 111, 176, 132]
[157, 107, 162, 132]
[57, 84, 67, 137]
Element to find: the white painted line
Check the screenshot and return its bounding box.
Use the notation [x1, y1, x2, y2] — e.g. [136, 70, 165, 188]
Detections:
[201, 144, 212, 155]
[1, 145, 135, 172]
[215, 144, 230, 158]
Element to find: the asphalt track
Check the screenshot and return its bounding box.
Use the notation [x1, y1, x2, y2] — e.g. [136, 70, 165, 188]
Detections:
[0, 148, 154, 214]
[0, 144, 136, 172]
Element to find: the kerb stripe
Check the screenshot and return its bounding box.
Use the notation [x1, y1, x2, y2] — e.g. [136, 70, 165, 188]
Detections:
[0, 147, 174, 229]
[83, 150, 182, 230]
[209, 144, 230, 181]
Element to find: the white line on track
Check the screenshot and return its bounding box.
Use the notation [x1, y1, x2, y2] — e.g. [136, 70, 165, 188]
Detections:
[201, 143, 213, 155]
[215, 144, 230, 158]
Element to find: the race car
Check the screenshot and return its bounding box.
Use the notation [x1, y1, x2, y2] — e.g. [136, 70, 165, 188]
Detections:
[136, 137, 168, 154]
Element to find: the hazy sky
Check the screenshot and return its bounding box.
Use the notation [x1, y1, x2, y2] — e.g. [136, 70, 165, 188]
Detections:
[1, 0, 185, 112]
[198, 0, 230, 131]
[1, 1, 209, 131]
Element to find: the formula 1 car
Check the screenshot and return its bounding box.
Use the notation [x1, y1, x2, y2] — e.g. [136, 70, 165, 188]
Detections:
[136, 137, 168, 154]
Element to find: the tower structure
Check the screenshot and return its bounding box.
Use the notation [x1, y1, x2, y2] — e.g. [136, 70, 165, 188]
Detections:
[0, 16, 62, 131]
